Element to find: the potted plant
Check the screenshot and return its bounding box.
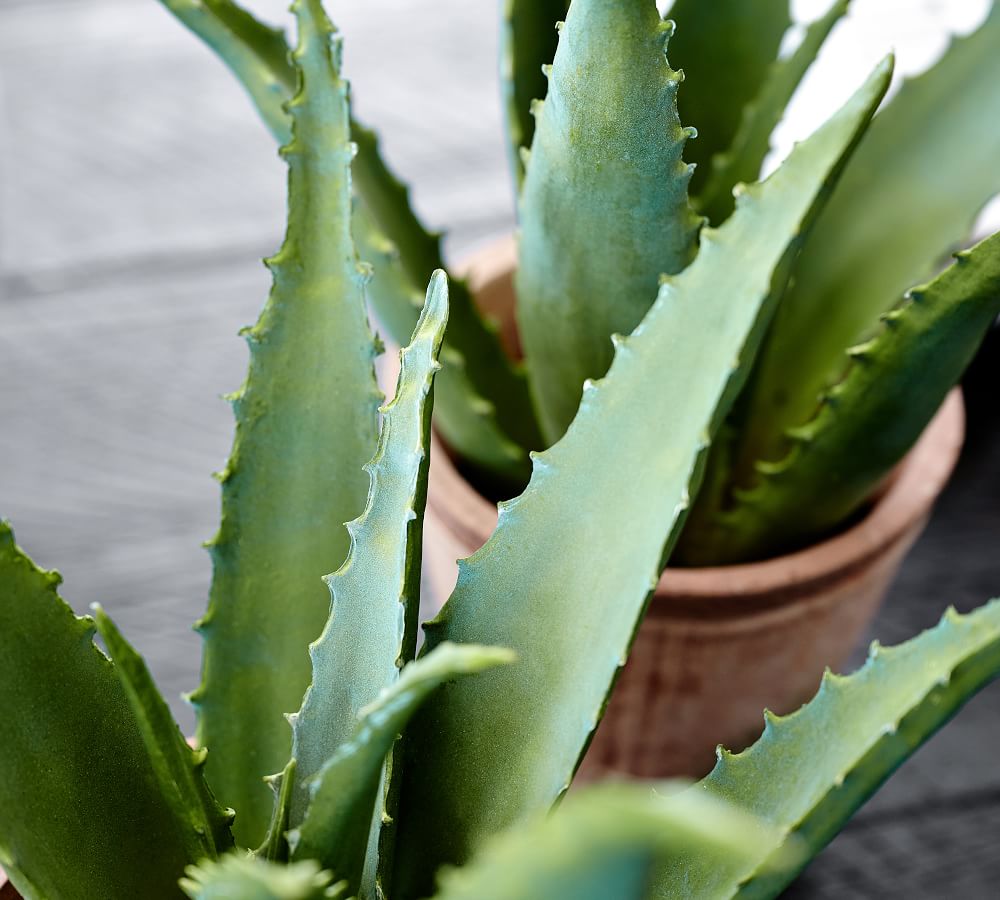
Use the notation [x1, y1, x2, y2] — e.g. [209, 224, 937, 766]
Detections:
[4, 1, 1000, 897]
[159, 0, 1000, 777]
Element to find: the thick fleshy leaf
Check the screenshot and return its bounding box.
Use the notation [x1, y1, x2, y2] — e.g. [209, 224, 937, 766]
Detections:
[431, 784, 794, 900]
[290, 644, 515, 898]
[93, 605, 235, 860]
[680, 230, 1000, 564]
[697, 0, 849, 225]
[732, 3, 1000, 488]
[157, 0, 541, 483]
[500, 0, 570, 187]
[392, 60, 892, 897]
[180, 855, 345, 900]
[190, 0, 381, 847]
[652, 600, 1000, 899]
[286, 273, 447, 830]
[0, 523, 204, 899]
[516, 0, 702, 442]
[666, 0, 791, 196]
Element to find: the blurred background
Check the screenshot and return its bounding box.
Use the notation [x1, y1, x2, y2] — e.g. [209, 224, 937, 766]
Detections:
[1, 0, 998, 894]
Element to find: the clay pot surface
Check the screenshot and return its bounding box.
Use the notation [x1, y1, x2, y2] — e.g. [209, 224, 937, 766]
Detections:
[423, 235, 966, 780]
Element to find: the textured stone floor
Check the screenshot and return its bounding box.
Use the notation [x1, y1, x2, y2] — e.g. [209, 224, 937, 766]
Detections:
[1, 1, 999, 895]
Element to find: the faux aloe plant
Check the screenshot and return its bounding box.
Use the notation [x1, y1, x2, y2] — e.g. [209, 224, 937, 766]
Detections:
[165, 0, 1000, 565]
[4, 1, 1000, 899]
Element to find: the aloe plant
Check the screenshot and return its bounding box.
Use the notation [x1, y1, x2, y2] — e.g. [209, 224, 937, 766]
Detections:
[164, 0, 1000, 565]
[4, 1, 1000, 898]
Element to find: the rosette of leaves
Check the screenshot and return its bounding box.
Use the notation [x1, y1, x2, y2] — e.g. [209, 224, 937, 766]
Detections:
[4, 2, 1000, 899]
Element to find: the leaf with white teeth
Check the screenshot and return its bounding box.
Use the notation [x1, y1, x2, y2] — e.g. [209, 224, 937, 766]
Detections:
[192, 0, 381, 847]
[286, 273, 449, 832]
[732, 3, 1000, 492]
[392, 59, 891, 897]
[516, 0, 702, 443]
[679, 229, 1000, 564]
[651, 599, 1000, 899]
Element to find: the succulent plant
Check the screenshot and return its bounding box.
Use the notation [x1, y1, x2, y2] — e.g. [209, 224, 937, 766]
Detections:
[165, 0, 1000, 566]
[4, 1, 1000, 898]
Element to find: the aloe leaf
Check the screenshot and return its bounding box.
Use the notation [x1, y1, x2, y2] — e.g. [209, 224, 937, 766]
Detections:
[191, 0, 381, 847]
[180, 855, 346, 900]
[666, 0, 791, 196]
[431, 784, 795, 900]
[499, 0, 569, 188]
[697, 0, 849, 225]
[0, 523, 208, 899]
[287, 271, 447, 831]
[682, 230, 1000, 565]
[733, 3, 1000, 485]
[516, 0, 702, 443]
[651, 599, 1000, 899]
[92, 605, 235, 860]
[392, 61, 892, 896]
[157, 0, 541, 480]
[290, 644, 515, 897]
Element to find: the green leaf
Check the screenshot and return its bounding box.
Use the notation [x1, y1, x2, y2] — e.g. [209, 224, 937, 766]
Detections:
[191, 0, 381, 847]
[680, 230, 1000, 565]
[733, 3, 1000, 488]
[92, 605, 235, 861]
[500, 0, 569, 188]
[290, 644, 515, 898]
[392, 60, 892, 897]
[181, 855, 345, 900]
[157, 0, 541, 481]
[516, 0, 702, 443]
[0, 523, 203, 899]
[287, 272, 447, 828]
[666, 0, 791, 196]
[697, 0, 849, 225]
[651, 599, 1000, 899]
[431, 784, 796, 900]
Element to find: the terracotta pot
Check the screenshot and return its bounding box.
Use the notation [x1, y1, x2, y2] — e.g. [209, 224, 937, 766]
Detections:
[423, 235, 966, 781]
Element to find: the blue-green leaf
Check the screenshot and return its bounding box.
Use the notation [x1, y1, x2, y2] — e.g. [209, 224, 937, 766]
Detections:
[652, 599, 1000, 899]
[732, 3, 1000, 491]
[191, 0, 381, 847]
[0, 523, 205, 899]
[287, 272, 447, 825]
[517, 0, 702, 442]
[431, 784, 795, 900]
[392, 60, 892, 897]
[93, 605, 235, 861]
[290, 644, 515, 898]
[680, 229, 1000, 564]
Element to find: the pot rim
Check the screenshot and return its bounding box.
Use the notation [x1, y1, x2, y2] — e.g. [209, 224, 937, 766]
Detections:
[429, 236, 967, 623]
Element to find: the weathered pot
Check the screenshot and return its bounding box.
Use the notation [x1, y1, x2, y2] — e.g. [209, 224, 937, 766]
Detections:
[423, 235, 966, 780]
